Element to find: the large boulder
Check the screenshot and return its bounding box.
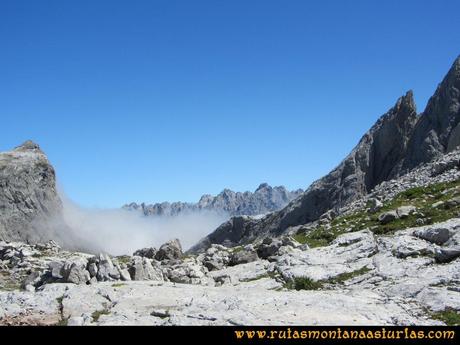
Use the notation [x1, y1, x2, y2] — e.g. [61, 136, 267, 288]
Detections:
[94, 254, 120, 281]
[128, 257, 163, 281]
[198, 244, 231, 271]
[378, 211, 399, 225]
[66, 263, 91, 285]
[414, 226, 454, 245]
[133, 247, 157, 259]
[155, 239, 183, 261]
[229, 246, 258, 266]
[256, 238, 283, 259]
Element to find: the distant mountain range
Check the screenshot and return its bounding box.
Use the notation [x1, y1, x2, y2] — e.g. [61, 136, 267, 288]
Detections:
[122, 183, 304, 217]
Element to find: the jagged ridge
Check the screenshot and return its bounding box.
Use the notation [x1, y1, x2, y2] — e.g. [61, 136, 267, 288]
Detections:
[123, 183, 303, 217]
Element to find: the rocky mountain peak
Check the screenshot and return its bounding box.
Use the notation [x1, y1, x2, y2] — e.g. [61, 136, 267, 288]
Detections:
[255, 183, 270, 192]
[402, 55, 460, 170]
[370, 90, 418, 136]
[13, 140, 43, 153]
[396, 90, 416, 115]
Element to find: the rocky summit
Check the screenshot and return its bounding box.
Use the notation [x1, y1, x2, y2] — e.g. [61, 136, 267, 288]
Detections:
[1, 56, 460, 326]
[123, 183, 303, 218]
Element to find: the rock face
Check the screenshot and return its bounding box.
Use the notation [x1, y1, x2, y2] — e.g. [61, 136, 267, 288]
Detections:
[191, 56, 460, 250]
[0, 141, 62, 244]
[123, 183, 303, 217]
[403, 56, 460, 169]
[0, 141, 97, 252]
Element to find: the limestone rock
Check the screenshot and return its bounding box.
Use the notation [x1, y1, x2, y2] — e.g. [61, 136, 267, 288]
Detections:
[378, 211, 399, 225]
[128, 257, 163, 281]
[229, 246, 258, 266]
[414, 225, 455, 245]
[155, 239, 183, 261]
[133, 247, 157, 259]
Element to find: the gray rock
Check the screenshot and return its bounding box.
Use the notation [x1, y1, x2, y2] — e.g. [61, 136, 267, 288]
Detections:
[155, 239, 183, 261]
[435, 247, 460, 263]
[199, 244, 231, 271]
[118, 268, 131, 281]
[133, 247, 157, 259]
[21, 271, 43, 289]
[48, 261, 65, 280]
[94, 254, 120, 281]
[432, 201, 445, 208]
[368, 198, 383, 213]
[378, 211, 399, 225]
[87, 263, 98, 278]
[230, 247, 258, 266]
[414, 226, 453, 245]
[66, 264, 90, 285]
[396, 205, 416, 218]
[128, 257, 163, 281]
[391, 235, 436, 259]
[256, 238, 283, 259]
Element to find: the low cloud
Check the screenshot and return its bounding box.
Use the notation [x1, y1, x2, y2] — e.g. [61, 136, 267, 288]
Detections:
[58, 191, 227, 256]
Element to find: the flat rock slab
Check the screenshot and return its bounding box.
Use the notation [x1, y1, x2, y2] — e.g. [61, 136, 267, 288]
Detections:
[0, 281, 439, 326]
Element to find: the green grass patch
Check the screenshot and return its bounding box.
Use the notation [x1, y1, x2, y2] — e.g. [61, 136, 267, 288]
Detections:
[231, 246, 244, 253]
[91, 309, 110, 322]
[111, 283, 125, 288]
[284, 267, 371, 291]
[0, 270, 20, 291]
[431, 309, 460, 326]
[114, 255, 132, 265]
[55, 318, 69, 326]
[293, 227, 342, 248]
[284, 277, 323, 291]
[327, 267, 371, 284]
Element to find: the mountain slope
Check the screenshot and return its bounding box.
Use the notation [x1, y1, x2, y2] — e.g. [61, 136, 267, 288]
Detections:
[0, 141, 62, 244]
[123, 183, 303, 217]
[403, 56, 460, 169]
[190, 55, 460, 251]
[0, 141, 97, 251]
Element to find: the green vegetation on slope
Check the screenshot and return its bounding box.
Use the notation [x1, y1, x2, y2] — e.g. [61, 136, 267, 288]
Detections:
[294, 178, 460, 248]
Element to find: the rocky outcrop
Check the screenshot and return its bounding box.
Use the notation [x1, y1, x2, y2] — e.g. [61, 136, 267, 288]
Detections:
[403, 56, 460, 169]
[0, 141, 62, 244]
[123, 183, 303, 217]
[0, 141, 98, 252]
[192, 56, 460, 250]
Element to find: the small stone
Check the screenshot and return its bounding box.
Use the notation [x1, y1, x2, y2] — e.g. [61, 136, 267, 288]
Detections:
[378, 211, 399, 225]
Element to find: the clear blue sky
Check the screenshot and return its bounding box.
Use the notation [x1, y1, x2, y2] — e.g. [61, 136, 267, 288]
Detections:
[1, 0, 459, 208]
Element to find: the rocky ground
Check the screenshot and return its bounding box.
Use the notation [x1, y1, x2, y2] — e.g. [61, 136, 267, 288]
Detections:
[1, 177, 459, 325]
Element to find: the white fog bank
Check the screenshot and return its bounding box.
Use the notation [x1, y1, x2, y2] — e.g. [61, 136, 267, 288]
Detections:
[58, 192, 227, 256]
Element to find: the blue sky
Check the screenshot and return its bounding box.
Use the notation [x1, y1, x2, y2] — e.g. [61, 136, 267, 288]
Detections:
[1, 0, 459, 208]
